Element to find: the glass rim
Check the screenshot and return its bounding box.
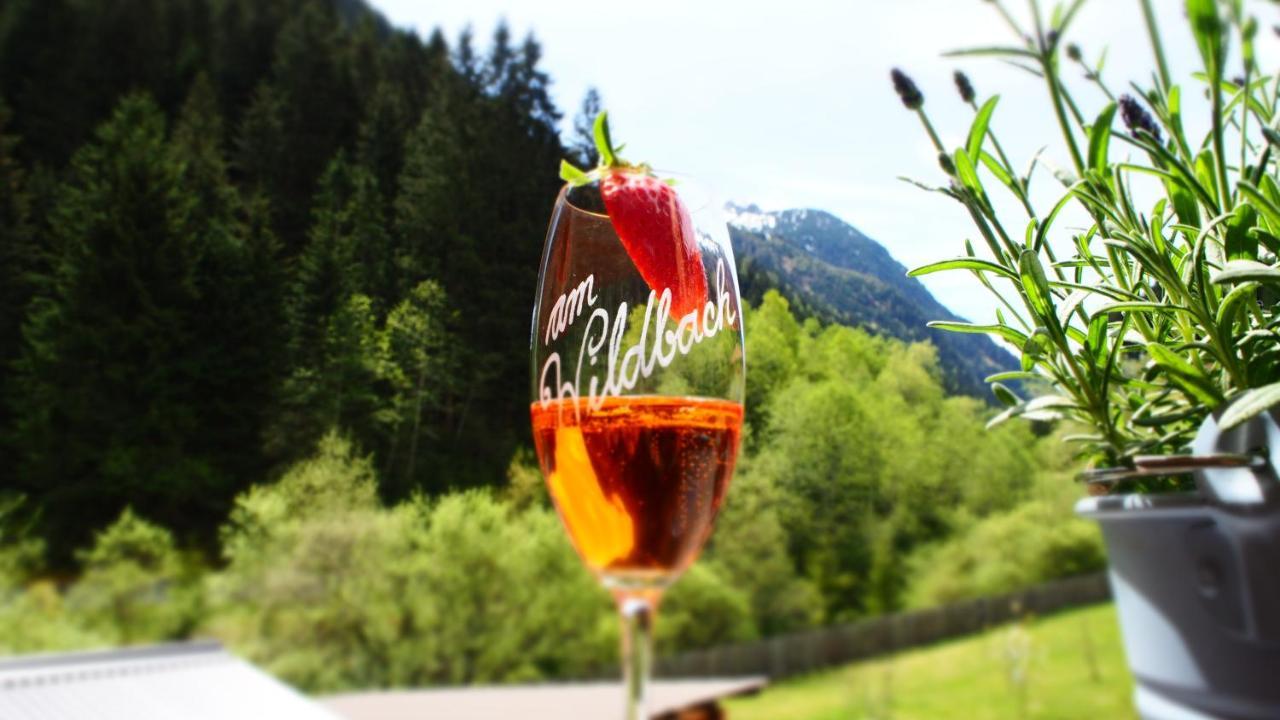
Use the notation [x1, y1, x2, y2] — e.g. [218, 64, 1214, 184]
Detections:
[559, 170, 713, 216]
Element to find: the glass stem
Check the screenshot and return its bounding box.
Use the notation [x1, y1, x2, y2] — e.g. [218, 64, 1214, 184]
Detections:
[617, 592, 656, 720]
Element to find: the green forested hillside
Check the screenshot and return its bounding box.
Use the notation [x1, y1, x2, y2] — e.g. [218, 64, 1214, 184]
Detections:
[0, 289, 1102, 689]
[0, 0, 1100, 689]
[0, 0, 562, 557]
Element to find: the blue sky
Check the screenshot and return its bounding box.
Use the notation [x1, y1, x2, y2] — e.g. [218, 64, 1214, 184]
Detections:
[370, 0, 1268, 324]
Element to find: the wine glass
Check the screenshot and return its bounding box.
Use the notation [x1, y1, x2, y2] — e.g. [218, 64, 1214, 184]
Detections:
[529, 173, 745, 719]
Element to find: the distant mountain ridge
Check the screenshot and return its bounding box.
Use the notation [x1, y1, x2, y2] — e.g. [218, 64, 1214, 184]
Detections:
[726, 204, 1015, 399]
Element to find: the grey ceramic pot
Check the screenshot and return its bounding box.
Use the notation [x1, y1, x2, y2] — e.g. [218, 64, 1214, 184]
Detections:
[1077, 410, 1280, 720]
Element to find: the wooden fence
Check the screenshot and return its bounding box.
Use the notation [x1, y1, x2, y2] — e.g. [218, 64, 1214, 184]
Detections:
[656, 572, 1111, 680]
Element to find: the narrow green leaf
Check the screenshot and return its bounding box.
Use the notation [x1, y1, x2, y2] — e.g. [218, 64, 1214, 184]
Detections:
[1095, 301, 1185, 313]
[1147, 342, 1224, 406]
[1087, 312, 1108, 367]
[1115, 163, 1177, 183]
[1260, 174, 1280, 209]
[1056, 289, 1089, 328]
[992, 382, 1020, 407]
[1021, 328, 1054, 372]
[943, 46, 1039, 59]
[1219, 382, 1280, 430]
[978, 151, 1017, 193]
[1033, 189, 1079, 252]
[1216, 281, 1257, 339]
[1018, 250, 1055, 322]
[986, 405, 1019, 429]
[985, 371, 1039, 383]
[988, 394, 1078, 429]
[1132, 407, 1202, 427]
[1048, 281, 1140, 302]
[1250, 228, 1280, 256]
[1087, 103, 1118, 174]
[1065, 325, 1088, 347]
[1164, 85, 1193, 160]
[1194, 150, 1218, 208]
[1225, 204, 1259, 261]
[1021, 395, 1079, 420]
[1002, 60, 1043, 77]
[1056, 0, 1088, 34]
[908, 258, 1017, 279]
[1237, 180, 1280, 230]
[1186, 0, 1225, 73]
[927, 321, 1027, 346]
[1168, 183, 1200, 241]
[1135, 137, 1218, 212]
[1212, 259, 1280, 284]
[953, 148, 986, 203]
[966, 96, 1000, 160]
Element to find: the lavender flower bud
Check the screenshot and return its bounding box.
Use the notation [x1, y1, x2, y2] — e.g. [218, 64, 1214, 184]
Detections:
[1119, 94, 1162, 143]
[1046, 29, 1060, 47]
[891, 68, 924, 110]
[1066, 43, 1082, 62]
[953, 71, 975, 103]
[938, 152, 957, 176]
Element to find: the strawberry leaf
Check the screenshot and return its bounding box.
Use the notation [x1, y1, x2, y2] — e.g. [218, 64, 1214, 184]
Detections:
[560, 160, 592, 187]
[594, 111, 616, 167]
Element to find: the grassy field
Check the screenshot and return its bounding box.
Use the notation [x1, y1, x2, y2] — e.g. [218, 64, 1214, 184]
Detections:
[724, 603, 1135, 720]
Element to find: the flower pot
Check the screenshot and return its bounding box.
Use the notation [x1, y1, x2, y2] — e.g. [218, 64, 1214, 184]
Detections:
[1077, 411, 1280, 720]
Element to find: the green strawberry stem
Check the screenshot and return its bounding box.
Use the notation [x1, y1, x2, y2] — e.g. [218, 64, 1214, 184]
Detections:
[560, 111, 652, 187]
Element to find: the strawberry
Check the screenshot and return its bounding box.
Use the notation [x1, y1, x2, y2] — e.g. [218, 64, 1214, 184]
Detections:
[560, 112, 708, 320]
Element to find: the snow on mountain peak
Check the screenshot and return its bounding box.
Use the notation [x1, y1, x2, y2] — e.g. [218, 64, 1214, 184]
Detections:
[723, 202, 776, 233]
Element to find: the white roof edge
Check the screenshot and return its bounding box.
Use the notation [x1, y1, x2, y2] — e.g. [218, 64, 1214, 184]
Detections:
[0, 639, 224, 672]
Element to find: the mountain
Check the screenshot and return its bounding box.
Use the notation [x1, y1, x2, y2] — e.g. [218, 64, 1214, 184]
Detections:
[726, 204, 1015, 399]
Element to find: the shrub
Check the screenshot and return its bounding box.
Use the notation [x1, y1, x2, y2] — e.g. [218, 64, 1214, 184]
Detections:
[657, 563, 757, 654]
[65, 508, 198, 643]
[206, 432, 612, 692]
[0, 580, 108, 654]
[904, 501, 1105, 608]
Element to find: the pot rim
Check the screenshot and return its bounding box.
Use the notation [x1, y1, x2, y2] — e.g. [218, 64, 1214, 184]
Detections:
[1075, 491, 1206, 518]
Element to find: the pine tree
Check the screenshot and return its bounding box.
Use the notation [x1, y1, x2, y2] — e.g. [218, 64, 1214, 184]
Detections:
[393, 102, 481, 466]
[10, 95, 241, 558]
[0, 101, 35, 373]
[268, 152, 390, 463]
[1, 4, 576, 542]
[482, 21, 515, 97]
[287, 153, 367, 365]
[171, 77, 286, 506]
[265, 2, 360, 253]
[172, 74, 236, 221]
[453, 27, 481, 88]
[394, 102, 474, 286]
[0, 101, 37, 487]
[356, 81, 413, 211]
[377, 280, 454, 497]
[234, 81, 287, 207]
[0, 0, 84, 164]
[387, 27, 564, 490]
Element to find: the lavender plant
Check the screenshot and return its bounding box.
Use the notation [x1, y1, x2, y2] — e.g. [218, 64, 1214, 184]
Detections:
[894, 0, 1280, 487]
